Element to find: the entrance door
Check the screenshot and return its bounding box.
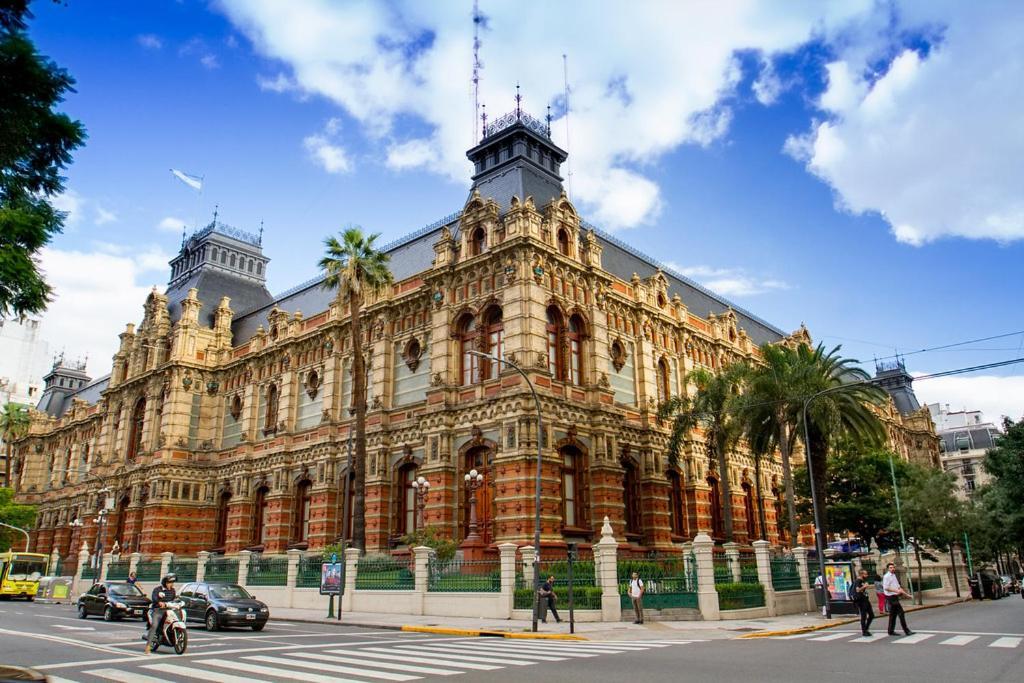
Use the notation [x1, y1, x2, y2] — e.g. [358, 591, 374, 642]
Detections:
[464, 447, 494, 544]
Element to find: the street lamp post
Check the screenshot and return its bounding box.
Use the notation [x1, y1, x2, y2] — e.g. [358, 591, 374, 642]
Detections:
[463, 470, 485, 541]
[801, 392, 834, 619]
[468, 349, 545, 633]
[411, 476, 431, 530]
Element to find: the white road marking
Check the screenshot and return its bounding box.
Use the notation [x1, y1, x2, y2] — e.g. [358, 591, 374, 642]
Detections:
[895, 633, 935, 644]
[0, 627, 143, 657]
[387, 643, 550, 664]
[145, 662, 256, 683]
[86, 668, 171, 683]
[450, 641, 607, 656]
[807, 632, 854, 642]
[201, 657, 364, 683]
[940, 635, 979, 646]
[53, 625, 95, 631]
[290, 650, 464, 675]
[338, 647, 502, 671]
[246, 654, 419, 681]
[850, 633, 889, 643]
[990, 637, 1021, 648]
[42, 677, 80, 683]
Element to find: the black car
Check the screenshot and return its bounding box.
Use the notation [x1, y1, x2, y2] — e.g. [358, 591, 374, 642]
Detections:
[77, 581, 151, 621]
[178, 582, 269, 631]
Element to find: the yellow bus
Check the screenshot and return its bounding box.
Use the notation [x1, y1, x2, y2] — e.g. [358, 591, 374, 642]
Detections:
[0, 551, 49, 600]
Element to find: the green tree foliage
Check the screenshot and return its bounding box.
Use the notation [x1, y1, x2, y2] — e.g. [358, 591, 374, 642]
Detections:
[1, 0, 87, 317]
[1, 401, 30, 485]
[970, 418, 1024, 561]
[400, 526, 457, 563]
[320, 227, 392, 551]
[898, 465, 964, 603]
[0, 486, 36, 551]
[658, 364, 748, 541]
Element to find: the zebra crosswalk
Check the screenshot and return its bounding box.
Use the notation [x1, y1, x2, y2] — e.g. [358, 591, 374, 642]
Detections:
[766, 630, 1023, 649]
[63, 637, 697, 683]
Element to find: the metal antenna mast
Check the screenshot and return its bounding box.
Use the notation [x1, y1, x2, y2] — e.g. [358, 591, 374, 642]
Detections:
[563, 53, 573, 199]
[472, 0, 483, 143]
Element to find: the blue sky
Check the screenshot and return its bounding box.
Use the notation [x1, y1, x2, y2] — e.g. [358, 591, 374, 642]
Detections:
[26, 1, 1024, 421]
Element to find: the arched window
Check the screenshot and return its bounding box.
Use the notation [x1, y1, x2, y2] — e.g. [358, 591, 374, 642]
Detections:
[458, 315, 479, 386]
[220, 251, 227, 264]
[707, 476, 724, 539]
[294, 479, 313, 543]
[126, 397, 146, 461]
[230, 253, 236, 267]
[264, 384, 279, 432]
[623, 458, 642, 537]
[395, 463, 418, 536]
[560, 447, 586, 528]
[568, 315, 585, 385]
[546, 307, 563, 379]
[743, 482, 757, 539]
[469, 227, 485, 256]
[80, 443, 89, 476]
[253, 486, 270, 545]
[667, 470, 686, 537]
[557, 228, 570, 256]
[214, 490, 231, 549]
[256, 262, 263, 275]
[483, 307, 504, 380]
[656, 357, 670, 403]
[113, 494, 130, 550]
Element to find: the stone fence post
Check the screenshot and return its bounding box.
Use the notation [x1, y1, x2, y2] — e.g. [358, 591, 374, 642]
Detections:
[412, 546, 431, 616]
[237, 550, 251, 588]
[520, 545, 536, 617]
[159, 552, 173, 581]
[342, 547, 360, 612]
[723, 542, 741, 582]
[792, 546, 812, 611]
[196, 551, 210, 583]
[99, 552, 111, 582]
[286, 549, 302, 595]
[693, 533, 720, 621]
[498, 542, 518, 618]
[49, 548, 60, 576]
[74, 542, 89, 594]
[128, 552, 141, 578]
[753, 540, 776, 616]
[595, 516, 621, 623]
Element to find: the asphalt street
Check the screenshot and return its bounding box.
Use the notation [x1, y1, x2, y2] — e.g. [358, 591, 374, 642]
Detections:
[0, 597, 1020, 682]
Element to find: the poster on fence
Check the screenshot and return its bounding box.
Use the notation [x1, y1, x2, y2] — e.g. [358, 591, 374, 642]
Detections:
[825, 562, 854, 601]
[320, 562, 342, 595]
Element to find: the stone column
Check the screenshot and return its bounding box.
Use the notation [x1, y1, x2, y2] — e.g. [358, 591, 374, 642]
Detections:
[693, 533, 720, 621]
[128, 551, 142, 578]
[49, 548, 60, 576]
[753, 539, 775, 616]
[159, 551, 173, 580]
[792, 546, 812, 611]
[74, 543, 89, 595]
[412, 546, 431, 616]
[286, 548, 302, 602]
[196, 551, 210, 583]
[723, 541, 741, 582]
[99, 552, 112, 582]
[681, 541, 694, 577]
[342, 547, 360, 612]
[238, 550, 251, 588]
[498, 542, 518, 619]
[594, 516, 622, 623]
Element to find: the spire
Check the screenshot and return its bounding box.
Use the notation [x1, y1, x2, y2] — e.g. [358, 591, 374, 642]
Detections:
[515, 82, 522, 119]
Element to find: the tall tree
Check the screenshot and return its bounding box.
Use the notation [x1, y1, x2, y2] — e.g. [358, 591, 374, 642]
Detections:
[1, 0, 86, 317]
[0, 402, 30, 486]
[659, 364, 748, 541]
[320, 227, 392, 551]
[0, 485, 35, 551]
[792, 343, 886, 537]
[899, 464, 964, 603]
[976, 418, 1024, 561]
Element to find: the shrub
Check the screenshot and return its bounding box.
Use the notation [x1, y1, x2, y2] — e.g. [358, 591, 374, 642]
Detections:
[716, 581, 765, 610]
[401, 526, 457, 563]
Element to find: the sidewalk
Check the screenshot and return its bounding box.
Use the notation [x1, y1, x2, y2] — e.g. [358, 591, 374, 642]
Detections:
[271, 595, 970, 641]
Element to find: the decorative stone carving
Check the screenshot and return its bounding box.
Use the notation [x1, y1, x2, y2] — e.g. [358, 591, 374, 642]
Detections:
[305, 370, 321, 400]
[402, 338, 423, 372]
[230, 395, 243, 421]
[610, 339, 627, 372]
[597, 372, 610, 389]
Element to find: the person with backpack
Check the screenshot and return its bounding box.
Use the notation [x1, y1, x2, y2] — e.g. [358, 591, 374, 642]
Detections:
[538, 575, 561, 624]
[628, 571, 645, 624]
[851, 568, 875, 636]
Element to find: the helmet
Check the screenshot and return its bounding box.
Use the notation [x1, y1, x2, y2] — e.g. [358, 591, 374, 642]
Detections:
[161, 574, 177, 586]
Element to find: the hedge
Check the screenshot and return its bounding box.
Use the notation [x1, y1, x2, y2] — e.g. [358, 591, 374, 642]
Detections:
[514, 585, 603, 610]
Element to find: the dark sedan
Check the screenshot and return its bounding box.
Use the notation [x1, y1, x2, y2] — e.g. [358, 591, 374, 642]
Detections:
[77, 581, 150, 621]
[178, 582, 269, 631]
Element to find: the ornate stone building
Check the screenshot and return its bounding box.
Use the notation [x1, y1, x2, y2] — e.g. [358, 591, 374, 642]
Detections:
[15, 111, 850, 565]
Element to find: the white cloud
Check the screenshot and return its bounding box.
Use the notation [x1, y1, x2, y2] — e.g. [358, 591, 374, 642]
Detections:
[200, 53, 220, 70]
[785, 3, 1024, 244]
[913, 373, 1024, 425]
[256, 72, 299, 94]
[52, 191, 83, 229]
[752, 59, 783, 105]
[216, 0, 871, 230]
[303, 119, 352, 174]
[157, 216, 188, 234]
[664, 262, 790, 297]
[37, 247, 165, 376]
[137, 34, 163, 50]
[94, 205, 118, 225]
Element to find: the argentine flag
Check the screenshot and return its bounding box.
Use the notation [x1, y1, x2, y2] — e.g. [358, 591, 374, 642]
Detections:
[170, 169, 203, 191]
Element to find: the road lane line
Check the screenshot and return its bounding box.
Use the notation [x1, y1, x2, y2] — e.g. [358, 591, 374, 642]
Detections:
[850, 633, 889, 643]
[290, 650, 464, 675]
[246, 654, 419, 681]
[145, 662, 256, 683]
[895, 633, 935, 644]
[940, 635, 979, 646]
[807, 632, 855, 641]
[86, 668, 171, 683]
[990, 637, 1021, 648]
[335, 648, 502, 670]
[0, 627, 144, 657]
[200, 657, 365, 683]
[386, 643, 549, 664]
[451, 642, 608, 657]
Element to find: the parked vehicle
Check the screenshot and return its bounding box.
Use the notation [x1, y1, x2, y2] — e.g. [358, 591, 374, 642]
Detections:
[77, 581, 150, 621]
[177, 582, 269, 631]
[999, 575, 1019, 594]
[0, 552, 49, 601]
[977, 570, 1005, 599]
[147, 600, 189, 654]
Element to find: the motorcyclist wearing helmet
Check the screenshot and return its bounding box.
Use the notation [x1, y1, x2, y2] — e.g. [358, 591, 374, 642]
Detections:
[144, 574, 177, 654]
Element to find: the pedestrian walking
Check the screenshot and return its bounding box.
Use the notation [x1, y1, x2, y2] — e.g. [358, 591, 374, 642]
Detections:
[852, 569, 875, 636]
[628, 571, 645, 624]
[882, 563, 914, 637]
[874, 574, 886, 614]
[538, 575, 561, 624]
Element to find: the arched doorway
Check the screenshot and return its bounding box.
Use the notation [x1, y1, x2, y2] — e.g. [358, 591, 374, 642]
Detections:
[463, 446, 494, 544]
[113, 494, 130, 551]
[559, 445, 587, 530]
[252, 486, 270, 546]
[667, 470, 687, 538]
[394, 463, 418, 537]
[293, 480, 313, 545]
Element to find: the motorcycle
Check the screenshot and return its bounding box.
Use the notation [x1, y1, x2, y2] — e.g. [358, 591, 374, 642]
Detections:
[142, 601, 189, 654]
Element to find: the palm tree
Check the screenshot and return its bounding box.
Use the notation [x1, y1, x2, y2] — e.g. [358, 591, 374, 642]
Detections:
[658, 364, 748, 542]
[320, 228, 393, 551]
[793, 343, 886, 537]
[1, 403, 30, 488]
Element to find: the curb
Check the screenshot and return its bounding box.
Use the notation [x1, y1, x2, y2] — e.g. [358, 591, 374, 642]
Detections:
[739, 597, 971, 639]
[401, 625, 587, 640]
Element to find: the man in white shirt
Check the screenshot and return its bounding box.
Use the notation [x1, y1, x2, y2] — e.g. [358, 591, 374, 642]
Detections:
[882, 563, 914, 636]
[629, 572, 645, 624]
